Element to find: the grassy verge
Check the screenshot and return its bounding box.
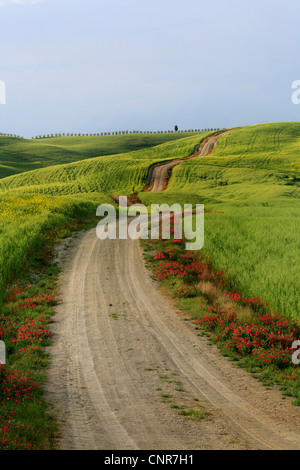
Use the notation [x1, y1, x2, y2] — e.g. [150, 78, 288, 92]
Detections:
[0, 263, 60, 449]
[0, 195, 105, 449]
[139, 200, 300, 322]
[0, 192, 112, 306]
[141, 217, 300, 406]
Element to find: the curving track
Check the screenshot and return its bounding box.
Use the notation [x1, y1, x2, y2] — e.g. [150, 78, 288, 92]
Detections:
[46, 132, 300, 450]
[145, 132, 227, 192]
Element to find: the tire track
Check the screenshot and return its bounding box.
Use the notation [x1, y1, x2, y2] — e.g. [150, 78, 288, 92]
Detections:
[46, 227, 300, 450]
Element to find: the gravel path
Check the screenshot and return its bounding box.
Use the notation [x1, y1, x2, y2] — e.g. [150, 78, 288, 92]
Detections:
[46, 227, 300, 450]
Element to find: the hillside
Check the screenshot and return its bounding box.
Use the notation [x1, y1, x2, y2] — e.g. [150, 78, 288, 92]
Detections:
[139, 122, 300, 320]
[0, 131, 207, 179]
[140, 122, 300, 206]
[0, 132, 213, 196]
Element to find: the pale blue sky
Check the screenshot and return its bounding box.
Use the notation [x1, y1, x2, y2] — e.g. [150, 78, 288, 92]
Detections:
[0, 0, 299, 137]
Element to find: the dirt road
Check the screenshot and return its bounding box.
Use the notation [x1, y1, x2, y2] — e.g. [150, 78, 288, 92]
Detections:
[46, 225, 300, 450]
[145, 132, 227, 192]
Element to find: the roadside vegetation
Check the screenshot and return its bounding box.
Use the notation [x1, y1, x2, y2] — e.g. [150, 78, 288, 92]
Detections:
[0, 268, 60, 449]
[141, 217, 300, 406]
[0, 193, 105, 448]
[0, 193, 112, 306]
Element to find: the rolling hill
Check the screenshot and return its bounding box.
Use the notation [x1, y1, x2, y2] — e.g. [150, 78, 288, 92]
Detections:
[0, 123, 299, 320]
[139, 122, 300, 320]
[0, 132, 213, 196]
[0, 131, 207, 179]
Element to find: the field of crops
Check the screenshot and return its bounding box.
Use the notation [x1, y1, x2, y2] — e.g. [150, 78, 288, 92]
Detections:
[0, 193, 114, 306]
[0, 131, 205, 179]
[0, 132, 213, 196]
[139, 122, 300, 320]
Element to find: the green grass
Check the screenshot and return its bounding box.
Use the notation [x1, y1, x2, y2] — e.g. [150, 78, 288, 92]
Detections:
[0, 132, 207, 179]
[201, 205, 300, 319]
[140, 122, 300, 206]
[179, 408, 209, 420]
[139, 123, 300, 320]
[0, 192, 111, 306]
[0, 262, 61, 449]
[0, 132, 213, 196]
[204, 122, 300, 172]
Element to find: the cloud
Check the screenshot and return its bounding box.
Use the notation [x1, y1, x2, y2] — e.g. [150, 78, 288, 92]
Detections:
[0, 0, 43, 5]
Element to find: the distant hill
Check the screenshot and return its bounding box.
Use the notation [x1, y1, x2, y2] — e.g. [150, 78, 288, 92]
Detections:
[0, 132, 212, 196]
[140, 122, 300, 206]
[0, 132, 207, 179]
